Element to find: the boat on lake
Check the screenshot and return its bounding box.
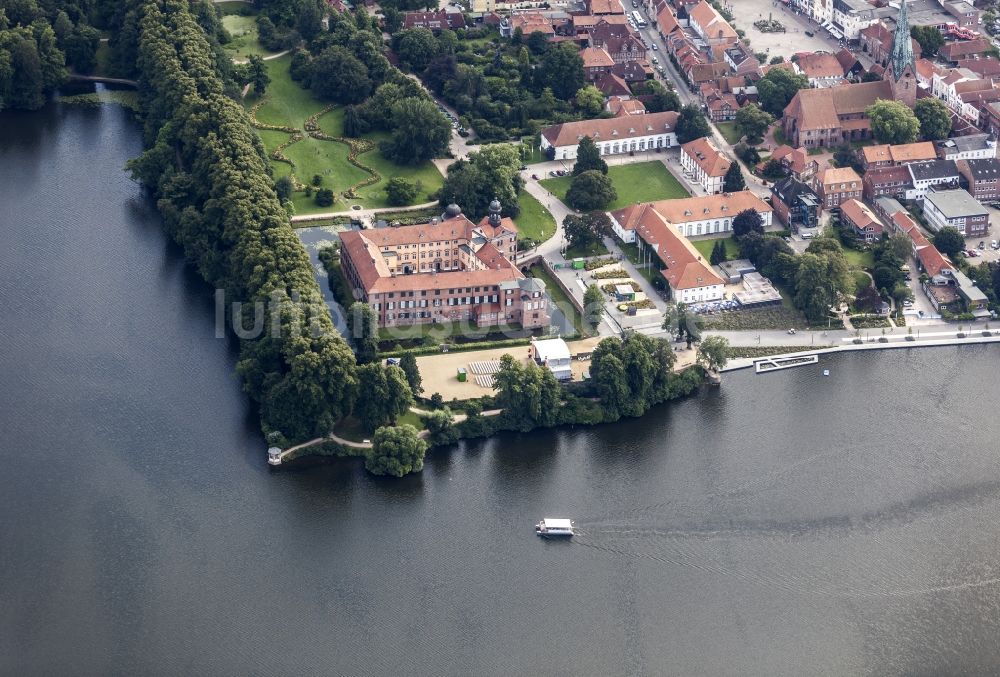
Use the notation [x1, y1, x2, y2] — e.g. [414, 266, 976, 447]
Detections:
[535, 518, 575, 537]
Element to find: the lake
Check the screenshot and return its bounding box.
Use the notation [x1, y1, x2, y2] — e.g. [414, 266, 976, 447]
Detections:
[3, 99, 1000, 677]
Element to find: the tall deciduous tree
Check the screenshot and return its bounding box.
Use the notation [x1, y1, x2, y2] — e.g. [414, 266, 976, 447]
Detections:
[399, 352, 423, 395]
[354, 364, 413, 432]
[676, 104, 711, 144]
[365, 424, 427, 476]
[392, 27, 438, 71]
[914, 97, 952, 141]
[757, 68, 809, 117]
[933, 226, 965, 258]
[867, 99, 920, 145]
[348, 302, 379, 364]
[583, 284, 604, 334]
[734, 103, 774, 144]
[731, 209, 764, 238]
[438, 144, 523, 219]
[381, 97, 451, 164]
[696, 335, 729, 372]
[911, 25, 944, 58]
[538, 42, 584, 100]
[565, 170, 617, 211]
[492, 354, 561, 429]
[310, 45, 372, 103]
[574, 84, 604, 116]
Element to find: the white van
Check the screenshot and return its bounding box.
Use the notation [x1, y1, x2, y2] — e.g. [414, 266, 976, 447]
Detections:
[992, 239, 999, 249]
[801, 232, 815, 239]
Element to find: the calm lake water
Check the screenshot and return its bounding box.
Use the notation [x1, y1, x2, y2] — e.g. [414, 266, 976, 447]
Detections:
[4, 101, 1000, 677]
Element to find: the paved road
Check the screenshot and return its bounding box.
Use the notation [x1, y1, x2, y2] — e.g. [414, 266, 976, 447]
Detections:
[290, 200, 440, 224]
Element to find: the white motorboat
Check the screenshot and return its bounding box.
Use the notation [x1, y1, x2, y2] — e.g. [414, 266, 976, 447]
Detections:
[535, 518, 575, 537]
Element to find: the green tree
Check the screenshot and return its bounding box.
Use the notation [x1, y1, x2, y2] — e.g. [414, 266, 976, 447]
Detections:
[315, 188, 334, 206]
[867, 99, 920, 145]
[348, 301, 379, 364]
[248, 54, 269, 95]
[573, 136, 608, 175]
[354, 363, 413, 432]
[439, 144, 523, 219]
[274, 175, 294, 203]
[574, 84, 604, 116]
[365, 424, 427, 477]
[563, 211, 609, 251]
[538, 42, 584, 100]
[385, 176, 419, 205]
[933, 226, 966, 258]
[734, 103, 774, 144]
[709, 239, 728, 265]
[642, 79, 681, 113]
[757, 68, 809, 117]
[722, 162, 745, 192]
[381, 97, 451, 164]
[696, 335, 729, 372]
[343, 104, 369, 137]
[382, 7, 404, 33]
[676, 104, 711, 144]
[421, 408, 455, 444]
[914, 97, 952, 141]
[662, 302, 700, 347]
[732, 209, 764, 239]
[310, 45, 371, 103]
[393, 27, 438, 71]
[911, 25, 944, 58]
[491, 354, 561, 429]
[565, 170, 617, 211]
[590, 333, 677, 418]
[399, 351, 423, 395]
[583, 284, 604, 333]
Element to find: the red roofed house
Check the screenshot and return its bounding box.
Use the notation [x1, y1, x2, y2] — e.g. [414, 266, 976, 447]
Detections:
[816, 167, 863, 211]
[581, 46, 616, 79]
[607, 96, 646, 117]
[680, 136, 731, 194]
[402, 9, 466, 31]
[687, 0, 738, 47]
[608, 192, 773, 241]
[339, 202, 550, 329]
[793, 52, 847, 88]
[839, 198, 884, 243]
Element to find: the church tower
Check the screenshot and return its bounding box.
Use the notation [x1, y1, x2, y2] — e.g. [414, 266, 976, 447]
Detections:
[886, 0, 917, 108]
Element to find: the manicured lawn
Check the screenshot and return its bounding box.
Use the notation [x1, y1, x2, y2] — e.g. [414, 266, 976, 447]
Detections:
[248, 55, 445, 213]
[716, 121, 743, 145]
[540, 161, 689, 211]
[355, 149, 444, 208]
[516, 190, 556, 244]
[221, 14, 280, 60]
[842, 248, 875, 270]
[691, 236, 740, 261]
[250, 55, 326, 128]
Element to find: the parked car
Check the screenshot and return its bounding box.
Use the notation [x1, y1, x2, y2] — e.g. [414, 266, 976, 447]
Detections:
[549, 170, 559, 176]
[531, 174, 539, 180]
[520, 165, 527, 171]
[651, 56, 658, 64]
[651, 43, 658, 50]
[903, 300, 914, 308]
[967, 250, 979, 257]
[805, 30, 814, 37]
[978, 241, 986, 249]
[993, 239, 999, 249]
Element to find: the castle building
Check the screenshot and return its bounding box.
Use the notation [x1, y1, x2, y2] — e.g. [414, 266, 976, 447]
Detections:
[339, 201, 550, 329]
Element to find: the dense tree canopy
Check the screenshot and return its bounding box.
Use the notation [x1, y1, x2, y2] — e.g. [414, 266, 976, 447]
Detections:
[537, 42, 584, 100]
[914, 97, 952, 141]
[911, 25, 944, 58]
[734, 103, 773, 144]
[439, 144, 523, 219]
[676, 104, 711, 144]
[757, 68, 809, 117]
[380, 97, 451, 164]
[732, 209, 764, 238]
[121, 0, 358, 443]
[933, 226, 966, 258]
[492, 354, 561, 430]
[365, 425, 427, 477]
[354, 363, 413, 432]
[589, 333, 677, 418]
[867, 99, 920, 145]
[565, 170, 616, 211]
[310, 45, 372, 104]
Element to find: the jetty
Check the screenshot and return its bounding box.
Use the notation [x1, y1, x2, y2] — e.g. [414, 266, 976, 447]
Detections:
[754, 354, 819, 374]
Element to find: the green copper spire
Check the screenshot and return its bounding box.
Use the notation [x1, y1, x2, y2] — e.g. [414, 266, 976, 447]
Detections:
[889, 0, 914, 80]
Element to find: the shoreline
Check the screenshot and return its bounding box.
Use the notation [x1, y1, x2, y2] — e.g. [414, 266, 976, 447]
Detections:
[722, 332, 1000, 372]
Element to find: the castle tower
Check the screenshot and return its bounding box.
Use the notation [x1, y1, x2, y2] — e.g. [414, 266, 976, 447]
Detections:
[886, 0, 916, 108]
